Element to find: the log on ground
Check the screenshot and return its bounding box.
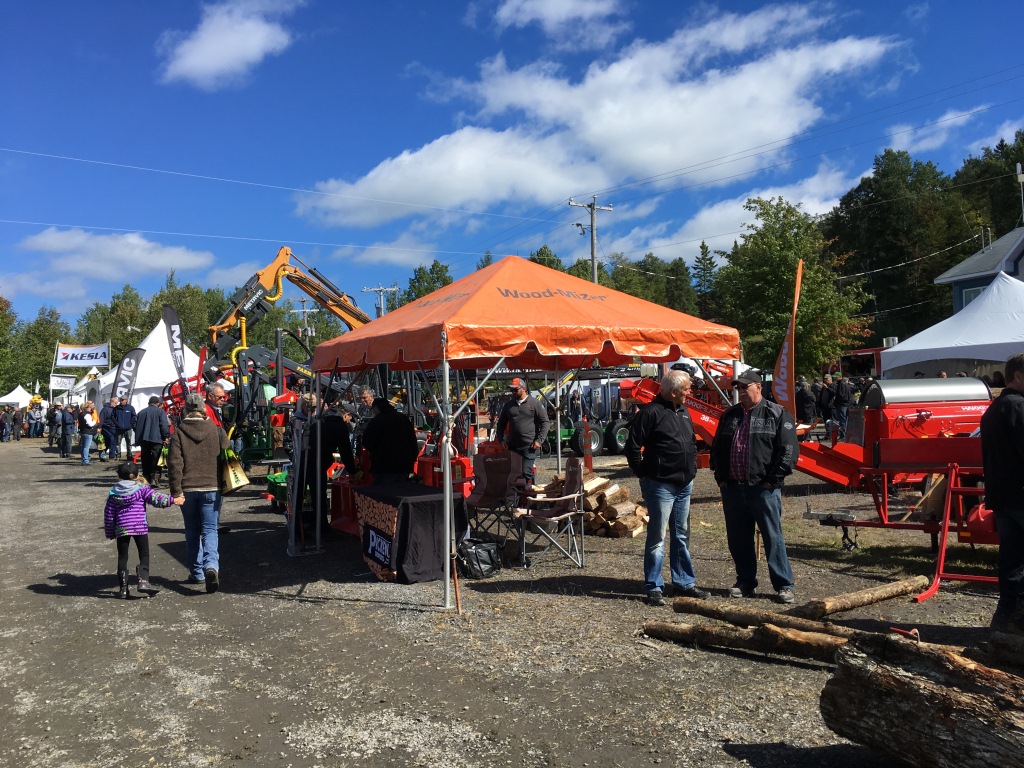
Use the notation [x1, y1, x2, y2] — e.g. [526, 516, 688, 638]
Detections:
[644, 620, 845, 663]
[820, 635, 1024, 768]
[786, 575, 930, 620]
[672, 596, 965, 652]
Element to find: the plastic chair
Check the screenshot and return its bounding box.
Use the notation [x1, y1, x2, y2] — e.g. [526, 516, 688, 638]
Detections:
[515, 456, 585, 568]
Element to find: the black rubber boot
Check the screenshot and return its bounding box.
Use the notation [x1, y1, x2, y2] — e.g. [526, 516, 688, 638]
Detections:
[117, 570, 130, 600]
[136, 565, 159, 596]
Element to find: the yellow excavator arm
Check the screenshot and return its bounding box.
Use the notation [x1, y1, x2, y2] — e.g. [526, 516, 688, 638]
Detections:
[209, 246, 371, 342]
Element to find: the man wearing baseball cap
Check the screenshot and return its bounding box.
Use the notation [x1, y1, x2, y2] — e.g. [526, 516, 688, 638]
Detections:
[495, 377, 549, 486]
[710, 369, 800, 604]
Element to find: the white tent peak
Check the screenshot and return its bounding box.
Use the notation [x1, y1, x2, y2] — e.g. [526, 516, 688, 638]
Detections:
[96, 319, 200, 412]
[881, 272, 1024, 376]
[0, 384, 33, 408]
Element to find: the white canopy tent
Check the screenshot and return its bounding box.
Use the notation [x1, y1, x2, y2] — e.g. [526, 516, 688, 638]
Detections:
[70, 366, 102, 404]
[96, 319, 200, 414]
[881, 272, 1024, 378]
[0, 384, 33, 408]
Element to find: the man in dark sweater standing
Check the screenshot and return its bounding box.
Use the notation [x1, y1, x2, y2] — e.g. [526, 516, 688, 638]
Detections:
[495, 377, 549, 487]
[711, 370, 800, 604]
[980, 352, 1024, 636]
[626, 370, 708, 606]
[135, 396, 171, 486]
[832, 374, 853, 440]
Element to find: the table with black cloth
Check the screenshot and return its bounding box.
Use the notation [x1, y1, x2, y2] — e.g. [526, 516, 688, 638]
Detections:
[353, 483, 467, 584]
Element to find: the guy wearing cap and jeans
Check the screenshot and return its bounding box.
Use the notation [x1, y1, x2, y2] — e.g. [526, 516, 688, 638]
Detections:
[495, 377, 549, 487]
[710, 370, 799, 604]
[625, 370, 709, 606]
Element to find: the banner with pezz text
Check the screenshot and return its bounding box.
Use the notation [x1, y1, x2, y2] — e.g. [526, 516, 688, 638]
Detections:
[55, 342, 109, 368]
[49, 374, 77, 391]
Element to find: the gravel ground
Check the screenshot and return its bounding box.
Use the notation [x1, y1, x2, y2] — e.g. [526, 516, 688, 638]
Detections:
[0, 438, 1001, 767]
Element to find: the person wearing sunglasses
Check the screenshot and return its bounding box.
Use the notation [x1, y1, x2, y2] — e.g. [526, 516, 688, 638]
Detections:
[710, 369, 799, 604]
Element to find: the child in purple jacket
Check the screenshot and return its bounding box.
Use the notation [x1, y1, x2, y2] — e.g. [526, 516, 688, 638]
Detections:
[104, 462, 174, 599]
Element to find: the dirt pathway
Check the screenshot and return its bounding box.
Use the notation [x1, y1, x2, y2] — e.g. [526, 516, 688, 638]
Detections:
[0, 438, 998, 767]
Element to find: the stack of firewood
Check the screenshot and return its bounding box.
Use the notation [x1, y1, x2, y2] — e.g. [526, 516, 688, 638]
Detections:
[541, 471, 648, 538]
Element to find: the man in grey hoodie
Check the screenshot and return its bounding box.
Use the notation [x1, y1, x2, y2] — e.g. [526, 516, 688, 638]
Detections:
[168, 393, 229, 593]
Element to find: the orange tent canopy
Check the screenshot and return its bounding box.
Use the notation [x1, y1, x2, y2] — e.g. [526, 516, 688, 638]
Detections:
[312, 256, 740, 372]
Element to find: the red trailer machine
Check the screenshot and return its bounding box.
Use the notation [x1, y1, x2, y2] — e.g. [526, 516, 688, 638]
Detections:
[802, 378, 996, 601]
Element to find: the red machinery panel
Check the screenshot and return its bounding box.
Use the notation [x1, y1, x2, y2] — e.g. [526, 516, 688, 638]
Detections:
[415, 455, 473, 497]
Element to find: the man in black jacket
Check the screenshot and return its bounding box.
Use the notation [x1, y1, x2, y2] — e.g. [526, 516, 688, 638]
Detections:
[711, 370, 800, 604]
[114, 396, 138, 461]
[134, 396, 171, 486]
[362, 398, 419, 485]
[832, 374, 853, 440]
[980, 352, 1024, 635]
[495, 377, 549, 487]
[625, 370, 708, 606]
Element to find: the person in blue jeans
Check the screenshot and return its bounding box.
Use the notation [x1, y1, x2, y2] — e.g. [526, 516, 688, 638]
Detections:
[625, 370, 708, 606]
[168, 393, 229, 593]
[78, 401, 99, 465]
[710, 370, 800, 604]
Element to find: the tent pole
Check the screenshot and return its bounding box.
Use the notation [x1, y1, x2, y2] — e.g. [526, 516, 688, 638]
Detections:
[555, 363, 562, 476]
[441, 359, 453, 610]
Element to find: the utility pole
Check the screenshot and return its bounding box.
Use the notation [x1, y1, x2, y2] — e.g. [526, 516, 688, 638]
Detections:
[363, 284, 398, 318]
[569, 195, 613, 284]
[287, 297, 320, 339]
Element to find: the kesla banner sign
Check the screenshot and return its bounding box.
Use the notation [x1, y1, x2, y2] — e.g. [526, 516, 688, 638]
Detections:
[111, 347, 147, 401]
[55, 342, 110, 368]
[49, 374, 77, 391]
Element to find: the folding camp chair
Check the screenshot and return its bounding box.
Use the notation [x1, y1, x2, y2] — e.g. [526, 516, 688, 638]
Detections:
[467, 450, 526, 545]
[515, 456, 585, 569]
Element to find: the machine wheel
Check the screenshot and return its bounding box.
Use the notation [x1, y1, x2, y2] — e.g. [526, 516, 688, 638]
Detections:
[570, 424, 605, 456]
[604, 418, 630, 454]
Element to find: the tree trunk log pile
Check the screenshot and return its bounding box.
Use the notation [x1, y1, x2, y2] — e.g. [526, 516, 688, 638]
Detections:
[546, 469, 648, 538]
[641, 581, 1024, 767]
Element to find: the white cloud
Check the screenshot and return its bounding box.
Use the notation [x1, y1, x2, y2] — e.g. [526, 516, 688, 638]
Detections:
[903, 3, 929, 23]
[494, 0, 629, 49]
[887, 106, 985, 154]
[967, 118, 1024, 157]
[298, 7, 896, 234]
[17, 228, 214, 277]
[296, 125, 608, 228]
[157, 0, 304, 91]
[598, 163, 862, 263]
[331, 231, 441, 269]
[206, 260, 264, 290]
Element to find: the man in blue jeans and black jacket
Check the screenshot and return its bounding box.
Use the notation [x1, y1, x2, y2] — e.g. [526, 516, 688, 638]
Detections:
[711, 369, 800, 604]
[625, 370, 709, 606]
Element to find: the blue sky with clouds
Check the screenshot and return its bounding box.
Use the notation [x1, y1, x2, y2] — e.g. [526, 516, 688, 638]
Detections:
[2, 1, 1022, 324]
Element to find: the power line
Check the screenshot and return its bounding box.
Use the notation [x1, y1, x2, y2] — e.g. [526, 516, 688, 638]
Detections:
[835, 234, 981, 280]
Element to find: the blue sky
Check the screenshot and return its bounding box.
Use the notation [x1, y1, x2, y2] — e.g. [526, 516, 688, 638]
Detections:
[2, 1, 1022, 325]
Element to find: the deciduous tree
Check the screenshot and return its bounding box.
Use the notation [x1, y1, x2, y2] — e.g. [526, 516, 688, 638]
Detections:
[717, 197, 869, 372]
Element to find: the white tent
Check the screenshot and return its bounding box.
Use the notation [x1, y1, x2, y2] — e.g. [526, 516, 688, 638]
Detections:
[0, 384, 33, 408]
[881, 272, 1024, 378]
[96, 319, 200, 414]
[70, 366, 102, 403]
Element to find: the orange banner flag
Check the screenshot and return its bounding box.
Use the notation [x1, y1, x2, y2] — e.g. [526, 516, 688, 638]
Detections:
[772, 260, 803, 419]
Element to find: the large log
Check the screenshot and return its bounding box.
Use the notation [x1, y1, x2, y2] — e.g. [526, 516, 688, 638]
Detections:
[820, 635, 1024, 768]
[786, 576, 931, 620]
[644, 620, 845, 663]
[673, 596, 862, 639]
